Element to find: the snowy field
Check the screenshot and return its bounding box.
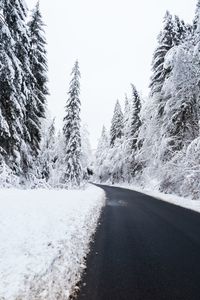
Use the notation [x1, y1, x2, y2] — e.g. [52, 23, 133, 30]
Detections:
[0, 185, 105, 300]
[115, 184, 200, 214]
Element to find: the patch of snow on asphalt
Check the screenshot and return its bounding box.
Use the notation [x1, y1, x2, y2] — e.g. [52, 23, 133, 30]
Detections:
[0, 185, 105, 299]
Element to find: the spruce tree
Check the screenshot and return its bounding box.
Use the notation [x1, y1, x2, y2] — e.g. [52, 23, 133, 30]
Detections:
[123, 95, 130, 136]
[110, 100, 123, 146]
[174, 16, 187, 45]
[150, 11, 176, 96]
[39, 118, 56, 183]
[62, 61, 82, 187]
[129, 84, 141, 151]
[0, 3, 27, 175]
[27, 2, 48, 157]
[193, 0, 200, 32]
[81, 124, 92, 179]
[2, 0, 33, 175]
[95, 126, 110, 182]
[122, 85, 142, 179]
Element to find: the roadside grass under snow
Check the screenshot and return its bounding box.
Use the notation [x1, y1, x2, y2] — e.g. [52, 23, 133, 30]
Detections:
[114, 183, 200, 213]
[0, 185, 105, 300]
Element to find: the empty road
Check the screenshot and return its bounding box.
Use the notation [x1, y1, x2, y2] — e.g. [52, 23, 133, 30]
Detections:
[77, 185, 200, 300]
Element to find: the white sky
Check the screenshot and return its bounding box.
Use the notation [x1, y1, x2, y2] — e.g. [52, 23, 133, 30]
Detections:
[26, 0, 196, 148]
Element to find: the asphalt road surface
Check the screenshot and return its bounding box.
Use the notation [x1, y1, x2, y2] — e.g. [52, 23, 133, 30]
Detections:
[77, 184, 200, 300]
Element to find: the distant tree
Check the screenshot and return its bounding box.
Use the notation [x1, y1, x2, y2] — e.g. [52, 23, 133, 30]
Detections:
[39, 118, 57, 183]
[81, 123, 92, 180]
[129, 84, 141, 151]
[174, 15, 187, 45]
[193, 0, 200, 32]
[110, 100, 123, 146]
[95, 126, 110, 182]
[123, 94, 130, 138]
[62, 61, 82, 188]
[122, 85, 142, 180]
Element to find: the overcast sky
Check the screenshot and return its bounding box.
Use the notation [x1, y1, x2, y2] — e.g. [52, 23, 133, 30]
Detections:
[26, 0, 196, 147]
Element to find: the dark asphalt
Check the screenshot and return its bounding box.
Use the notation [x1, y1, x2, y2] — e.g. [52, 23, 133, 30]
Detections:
[77, 184, 200, 300]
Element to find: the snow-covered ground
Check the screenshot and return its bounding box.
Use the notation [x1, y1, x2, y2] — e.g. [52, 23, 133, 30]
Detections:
[115, 184, 200, 214]
[0, 185, 105, 300]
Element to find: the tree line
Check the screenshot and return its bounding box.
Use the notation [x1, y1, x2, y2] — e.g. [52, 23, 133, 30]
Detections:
[95, 0, 200, 199]
[0, 1, 89, 188]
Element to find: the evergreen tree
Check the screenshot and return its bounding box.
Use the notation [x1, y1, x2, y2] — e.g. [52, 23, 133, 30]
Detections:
[150, 11, 176, 96]
[193, 0, 200, 32]
[81, 123, 92, 179]
[27, 2, 48, 157]
[123, 94, 130, 137]
[2, 0, 33, 175]
[95, 126, 110, 182]
[62, 61, 82, 187]
[174, 16, 187, 45]
[122, 85, 142, 179]
[129, 84, 141, 151]
[39, 118, 56, 183]
[110, 100, 123, 146]
[0, 3, 27, 175]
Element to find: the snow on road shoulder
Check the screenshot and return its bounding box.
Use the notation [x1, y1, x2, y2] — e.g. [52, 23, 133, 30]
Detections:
[114, 183, 200, 214]
[0, 185, 105, 300]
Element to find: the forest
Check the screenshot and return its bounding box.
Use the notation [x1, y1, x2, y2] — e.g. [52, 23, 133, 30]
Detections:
[1, 0, 200, 200]
[95, 2, 200, 199]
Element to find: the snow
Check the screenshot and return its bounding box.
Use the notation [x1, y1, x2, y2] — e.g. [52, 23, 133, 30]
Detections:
[163, 45, 178, 71]
[0, 185, 105, 300]
[114, 183, 200, 214]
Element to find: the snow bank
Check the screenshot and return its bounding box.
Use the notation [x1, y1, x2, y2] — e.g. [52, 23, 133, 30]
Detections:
[114, 183, 200, 214]
[0, 185, 105, 300]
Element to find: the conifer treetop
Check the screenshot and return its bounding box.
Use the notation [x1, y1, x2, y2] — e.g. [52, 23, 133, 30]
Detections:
[193, 0, 200, 33]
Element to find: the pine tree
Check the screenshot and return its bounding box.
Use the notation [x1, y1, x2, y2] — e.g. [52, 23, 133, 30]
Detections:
[62, 61, 82, 187]
[150, 11, 176, 96]
[110, 100, 123, 146]
[27, 2, 48, 157]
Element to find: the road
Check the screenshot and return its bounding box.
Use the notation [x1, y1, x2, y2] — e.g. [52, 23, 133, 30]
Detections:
[76, 184, 200, 300]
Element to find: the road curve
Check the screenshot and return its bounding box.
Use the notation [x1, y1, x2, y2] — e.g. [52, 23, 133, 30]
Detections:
[77, 184, 200, 300]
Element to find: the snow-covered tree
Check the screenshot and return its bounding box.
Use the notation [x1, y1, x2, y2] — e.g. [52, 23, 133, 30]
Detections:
[121, 85, 142, 181]
[94, 126, 110, 182]
[129, 84, 141, 151]
[81, 123, 92, 180]
[150, 11, 176, 96]
[123, 94, 130, 138]
[92, 2, 200, 200]
[39, 118, 57, 184]
[193, 0, 200, 32]
[137, 6, 200, 194]
[174, 16, 187, 45]
[2, 0, 34, 176]
[0, 5, 27, 175]
[62, 61, 82, 188]
[27, 2, 48, 157]
[110, 100, 123, 146]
